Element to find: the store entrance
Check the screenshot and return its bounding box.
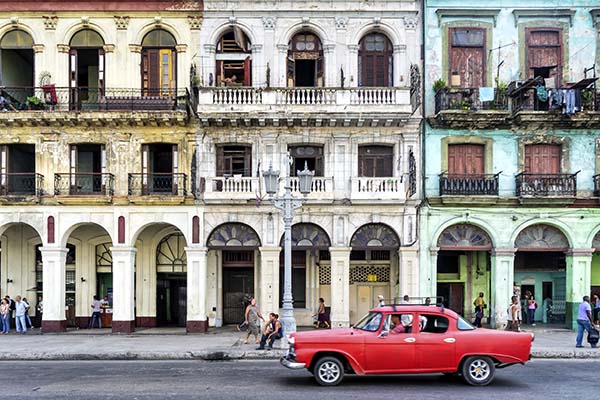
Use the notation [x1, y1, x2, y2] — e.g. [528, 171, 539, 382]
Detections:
[156, 274, 186, 327]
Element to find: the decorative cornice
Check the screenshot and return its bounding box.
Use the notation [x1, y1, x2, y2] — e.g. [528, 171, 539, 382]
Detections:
[114, 16, 130, 30]
[187, 15, 202, 30]
[262, 16, 276, 31]
[43, 15, 58, 30]
[335, 16, 348, 30]
[57, 44, 69, 53]
[128, 44, 142, 53]
[32, 44, 45, 53]
[175, 44, 188, 53]
[103, 44, 116, 53]
[435, 8, 501, 27]
[512, 8, 575, 27]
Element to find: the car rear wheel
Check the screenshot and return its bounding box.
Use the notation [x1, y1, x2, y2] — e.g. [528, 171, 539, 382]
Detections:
[313, 356, 344, 386]
[461, 356, 495, 386]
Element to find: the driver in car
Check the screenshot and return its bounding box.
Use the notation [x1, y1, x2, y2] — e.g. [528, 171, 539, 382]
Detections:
[390, 314, 407, 334]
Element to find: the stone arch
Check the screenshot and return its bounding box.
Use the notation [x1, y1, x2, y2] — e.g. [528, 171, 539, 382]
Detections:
[0, 221, 44, 243]
[351, 22, 402, 49]
[436, 223, 493, 250]
[431, 217, 499, 250]
[587, 224, 600, 250]
[279, 22, 330, 48]
[61, 22, 111, 47]
[156, 232, 187, 273]
[209, 21, 257, 49]
[514, 223, 571, 251]
[0, 23, 38, 44]
[207, 222, 261, 249]
[59, 222, 114, 249]
[134, 22, 182, 46]
[279, 223, 331, 249]
[350, 223, 400, 249]
[129, 219, 189, 248]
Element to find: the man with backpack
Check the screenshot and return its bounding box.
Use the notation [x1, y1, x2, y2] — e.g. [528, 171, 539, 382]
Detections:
[576, 296, 598, 349]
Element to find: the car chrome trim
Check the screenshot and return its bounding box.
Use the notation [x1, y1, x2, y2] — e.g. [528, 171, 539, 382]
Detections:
[404, 337, 416, 343]
[443, 338, 456, 343]
[280, 357, 306, 370]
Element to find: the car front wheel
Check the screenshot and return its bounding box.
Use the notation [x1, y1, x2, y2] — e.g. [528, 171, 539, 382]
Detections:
[461, 356, 495, 386]
[313, 356, 344, 386]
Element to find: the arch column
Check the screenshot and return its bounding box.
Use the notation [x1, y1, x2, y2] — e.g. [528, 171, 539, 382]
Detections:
[329, 246, 351, 328]
[323, 44, 336, 87]
[203, 44, 216, 86]
[185, 246, 208, 333]
[259, 246, 281, 319]
[128, 44, 142, 90]
[110, 246, 136, 333]
[251, 44, 263, 87]
[276, 44, 288, 87]
[490, 248, 515, 329]
[427, 247, 439, 299]
[393, 44, 407, 87]
[347, 45, 359, 86]
[40, 247, 68, 333]
[398, 246, 419, 298]
[566, 249, 594, 330]
[175, 44, 188, 91]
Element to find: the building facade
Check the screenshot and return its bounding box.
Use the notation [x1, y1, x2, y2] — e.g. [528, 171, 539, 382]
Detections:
[421, 0, 600, 329]
[0, 0, 422, 333]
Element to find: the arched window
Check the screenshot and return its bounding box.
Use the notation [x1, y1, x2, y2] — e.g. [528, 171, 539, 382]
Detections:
[69, 29, 105, 103]
[70, 29, 104, 47]
[0, 30, 34, 87]
[216, 29, 252, 86]
[141, 29, 177, 96]
[287, 32, 323, 87]
[358, 33, 393, 87]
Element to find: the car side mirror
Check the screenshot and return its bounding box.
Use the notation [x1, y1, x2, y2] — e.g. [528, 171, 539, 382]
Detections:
[377, 331, 388, 339]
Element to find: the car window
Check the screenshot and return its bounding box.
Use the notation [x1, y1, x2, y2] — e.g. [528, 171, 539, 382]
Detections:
[386, 313, 415, 334]
[419, 314, 449, 334]
[457, 315, 476, 331]
[354, 312, 382, 332]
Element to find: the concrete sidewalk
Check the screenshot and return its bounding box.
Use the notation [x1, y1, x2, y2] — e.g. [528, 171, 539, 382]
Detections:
[0, 326, 597, 361]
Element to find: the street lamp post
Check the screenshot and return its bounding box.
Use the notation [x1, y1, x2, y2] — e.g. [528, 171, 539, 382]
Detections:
[263, 159, 313, 337]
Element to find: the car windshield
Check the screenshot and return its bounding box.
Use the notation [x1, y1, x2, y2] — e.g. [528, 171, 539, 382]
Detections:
[457, 315, 476, 330]
[354, 312, 383, 332]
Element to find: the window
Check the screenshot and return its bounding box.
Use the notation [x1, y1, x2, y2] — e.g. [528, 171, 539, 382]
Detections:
[447, 144, 484, 176]
[354, 312, 382, 332]
[419, 314, 449, 334]
[358, 145, 393, 177]
[279, 250, 306, 308]
[216, 29, 252, 86]
[141, 29, 177, 96]
[526, 29, 562, 88]
[289, 145, 324, 176]
[287, 32, 324, 87]
[449, 28, 485, 88]
[359, 33, 393, 87]
[0, 29, 34, 87]
[437, 251, 460, 274]
[216, 145, 252, 177]
[457, 315, 475, 330]
[524, 144, 560, 174]
[385, 313, 416, 334]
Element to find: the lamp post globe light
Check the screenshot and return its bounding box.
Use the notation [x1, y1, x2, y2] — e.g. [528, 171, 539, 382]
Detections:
[263, 160, 313, 338]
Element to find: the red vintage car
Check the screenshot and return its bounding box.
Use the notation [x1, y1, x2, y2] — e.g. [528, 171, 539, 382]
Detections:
[281, 305, 533, 386]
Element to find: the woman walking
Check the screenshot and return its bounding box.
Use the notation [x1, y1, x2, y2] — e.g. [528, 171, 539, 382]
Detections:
[527, 296, 537, 326]
[0, 298, 10, 334]
[506, 295, 521, 332]
[313, 298, 330, 329]
[243, 297, 264, 344]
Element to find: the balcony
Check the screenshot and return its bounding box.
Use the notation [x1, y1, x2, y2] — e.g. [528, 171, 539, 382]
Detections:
[0, 173, 43, 199]
[198, 87, 414, 127]
[288, 176, 334, 201]
[439, 173, 499, 196]
[54, 173, 114, 196]
[0, 86, 192, 127]
[128, 173, 188, 197]
[202, 176, 260, 202]
[593, 174, 600, 197]
[350, 177, 404, 201]
[515, 173, 577, 204]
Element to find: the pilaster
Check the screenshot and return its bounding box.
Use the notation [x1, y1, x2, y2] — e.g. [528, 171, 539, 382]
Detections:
[490, 248, 516, 329]
[259, 246, 281, 319]
[110, 246, 136, 334]
[40, 247, 68, 333]
[185, 246, 209, 333]
[565, 248, 594, 330]
[329, 247, 351, 328]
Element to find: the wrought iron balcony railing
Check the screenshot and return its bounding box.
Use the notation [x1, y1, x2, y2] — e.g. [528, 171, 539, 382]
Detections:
[439, 173, 500, 196]
[434, 87, 508, 114]
[0, 173, 43, 196]
[0, 86, 191, 113]
[515, 173, 578, 197]
[507, 78, 598, 113]
[593, 174, 600, 197]
[54, 173, 114, 196]
[128, 173, 187, 196]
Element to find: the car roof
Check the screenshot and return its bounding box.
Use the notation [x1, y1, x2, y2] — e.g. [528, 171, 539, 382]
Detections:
[371, 305, 459, 318]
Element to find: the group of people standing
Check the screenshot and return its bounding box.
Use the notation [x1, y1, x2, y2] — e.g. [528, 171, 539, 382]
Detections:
[238, 297, 283, 350]
[0, 295, 36, 334]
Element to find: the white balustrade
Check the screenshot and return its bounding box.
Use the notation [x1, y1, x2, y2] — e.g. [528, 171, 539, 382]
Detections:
[211, 87, 262, 105]
[350, 88, 398, 105]
[288, 176, 333, 194]
[275, 88, 336, 105]
[204, 176, 259, 199]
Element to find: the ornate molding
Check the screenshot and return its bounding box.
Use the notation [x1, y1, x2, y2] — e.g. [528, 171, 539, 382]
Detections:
[251, 44, 263, 53]
[57, 44, 70, 53]
[491, 248, 516, 257]
[262, 16, 276, 31]
[565, 248, 594, 258]
[175, 44, 188, 53]
[103, 44, 116, 53]
[335, 16, 348, 30]
[347, 44, 359, 53]
[436, 8, 500, 27]
[393, 44, 407, 54]
[187, 15, 202, 30]
[276, 43, 288, 54]
[128, 44, 142, 53]
[323, 44, 336, 54]
[203, 44, 216, 54]
[43, 15, 58, 30]
[404, 16, 418, 30]
[114, 16, 130, 30]
[32, 44, 45, 53]
[513, 8, 575, 28]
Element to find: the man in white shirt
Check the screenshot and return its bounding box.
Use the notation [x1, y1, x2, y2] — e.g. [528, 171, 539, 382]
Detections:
[14, 296, 27, 334]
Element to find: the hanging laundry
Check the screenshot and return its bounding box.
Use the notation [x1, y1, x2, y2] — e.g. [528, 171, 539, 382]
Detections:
[564, 89, 576, 115]
[536, 86, 548, 102]
[479, 87, 494, 102]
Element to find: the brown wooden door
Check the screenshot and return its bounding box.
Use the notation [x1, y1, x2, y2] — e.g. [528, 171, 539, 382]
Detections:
[526, 29, 562, 87]
[524, 144, 560, 174]
[449, 28, 485, 88]
[447, 144, 484, 176]
[359, 33, 393, 87]
[142, 49, 160, 95]
[358, 145, 393, 177]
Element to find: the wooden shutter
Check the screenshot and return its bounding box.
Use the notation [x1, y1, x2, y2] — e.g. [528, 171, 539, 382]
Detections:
[359, 146, 394, 177]
[316, 57, 324, 87]
[449, 28, 485, 88]
[216, 146, 225, 176]
[142, 49, 160, 94]
[448, 144, 484, 176]
[526, 29, 562, 87]
[287, 57, 295, 87]
[98, 48, 105, 94]
[0, 145, 7, 188]
[244, 145, 252, 177]
[524, 144, 561, 174]
[244, 56, 251, 86]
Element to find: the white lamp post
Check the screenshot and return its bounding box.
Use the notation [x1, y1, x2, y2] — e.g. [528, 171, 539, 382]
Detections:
[263, 159, 313, 336]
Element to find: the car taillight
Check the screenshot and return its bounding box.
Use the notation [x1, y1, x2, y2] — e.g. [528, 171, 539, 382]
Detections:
[530, 333, 535, 342]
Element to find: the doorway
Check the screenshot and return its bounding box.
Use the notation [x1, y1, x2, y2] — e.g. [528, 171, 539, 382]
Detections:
[295, 60, 316, 87]
[222, 250, 254, 325]
[156, 275, 187, 327]
[437, 282, 465, 316]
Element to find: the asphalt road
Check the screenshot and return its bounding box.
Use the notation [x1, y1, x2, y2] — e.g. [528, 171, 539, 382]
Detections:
[2, 359, 596, 400]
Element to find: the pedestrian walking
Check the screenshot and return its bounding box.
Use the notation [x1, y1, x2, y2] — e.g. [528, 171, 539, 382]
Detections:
[89, 295, 102, 329]
[505, 295, 521, 332]
[576, 296, 598, 349]
[5, 295, 15, 329]
[0, 298, 10, 334]
[14, 296, 27, 334]
[22, 297, 34, 329]
[527, 295, 537, 326]
[377, 295, 385, 307]
[256, 313, 283, 350]
[473, 292, 486, 328]
[592, 294, 600, 326]
[243, 297, 264, 345]
[313, 298, 330, 329]
[36, 296, 43, 328]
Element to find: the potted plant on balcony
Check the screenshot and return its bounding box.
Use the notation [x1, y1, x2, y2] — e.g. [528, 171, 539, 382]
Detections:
[433, 79, 447, 93]
[25, 96, 43, 110]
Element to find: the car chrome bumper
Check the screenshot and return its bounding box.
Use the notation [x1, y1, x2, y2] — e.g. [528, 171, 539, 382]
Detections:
[280, 356, 306, 370]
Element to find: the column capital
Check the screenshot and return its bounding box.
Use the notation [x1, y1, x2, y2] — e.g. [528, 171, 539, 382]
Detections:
[347, 44, 359, 53]
[175, 44, 188, 53]
[259, 246, 281, 254]
[251, 44, 263, 53]
[393, 44, 407, 54]
[565, 248, 595, 257]
[184, 246, 208, 255]
[429, 247, 440, 256]
[328, 246, 352, 255]
[203, 43, 216, 54]
[32, 44, 45, 53]
[109, 246, 137, 255]
[57, 44, 70, 53]
[491, 248, 516, 257]
[276, 43, 289, 54]
[103, 44, 116, 53]
[39, 246, 68, 254]
[323, 44, 336, 54]
[129, 44, 142, 53]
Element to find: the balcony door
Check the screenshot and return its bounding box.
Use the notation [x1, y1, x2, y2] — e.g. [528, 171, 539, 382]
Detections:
[289, 145, 324, 176]
[141, 29, 177, 96]
[216, 28, 252, 86]
[69, 29, 105, 110]
[447, 144, 484, 176]
[70, 144, 106, 194]
[524, 144, 560, 174]
[216, 145, 252, 177]
[287, 32, 324, 87]
[142, 143, 178, 194]
[526, 29, 562, 88]
[358, 145, 393, 177]
[449, 28, 485, 88]
[358, 33, 393, 87]
[0, 144, 35, 194]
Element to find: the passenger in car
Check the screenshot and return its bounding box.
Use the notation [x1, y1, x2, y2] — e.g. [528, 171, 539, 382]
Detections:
[390, 315, 406, 334]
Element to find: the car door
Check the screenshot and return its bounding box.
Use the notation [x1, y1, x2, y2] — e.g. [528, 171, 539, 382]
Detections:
[364, 313, 417, 373]
[415, 313, 456, 372]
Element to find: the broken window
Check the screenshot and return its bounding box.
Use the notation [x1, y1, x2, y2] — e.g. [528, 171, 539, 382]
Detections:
[287, 32, 324, 87]
[526, 29, 562, 88]
[0, 30, 34, 105]
[141, 143, 179, 194]
[289, 145, 324, 176]
[69, 144, 106, 194]
[358, 145, 393, 177]
[142, 29, 177, 96]
[69, 29, 105, 109]
[449, 28, 485, 88]
[358, 33, 393, 87]
[0, 144, 36, 195]
[216, 28, 252, 86]
[216, 145, 252, 177]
